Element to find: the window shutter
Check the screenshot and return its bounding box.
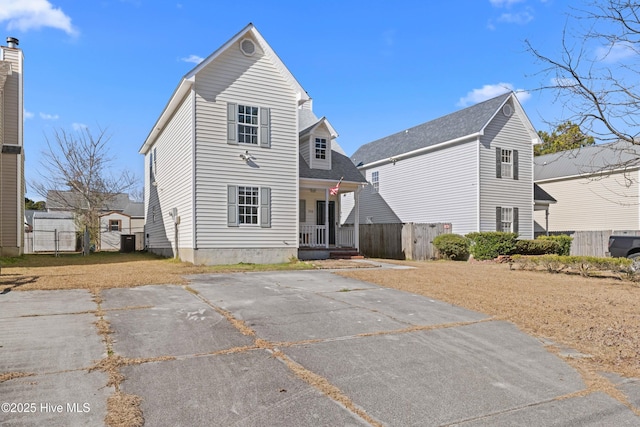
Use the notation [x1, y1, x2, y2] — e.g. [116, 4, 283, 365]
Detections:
[227, 103, 238, 145]
[496, 147, 502, 178]
[299, 200, 306, 222]
[260, 107, 270, 148]
[260, 187, 271, 228]
[496, 206, 502, 231]
[513, 207, 519, 234]
[227, 185, 238, 227]
[513, 150, 519, 180]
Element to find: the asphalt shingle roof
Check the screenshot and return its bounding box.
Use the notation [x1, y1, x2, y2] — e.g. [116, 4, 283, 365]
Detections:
[352, 92, 512, 166]
[534, 140, 640, 181]
[299, 151, 367, 184]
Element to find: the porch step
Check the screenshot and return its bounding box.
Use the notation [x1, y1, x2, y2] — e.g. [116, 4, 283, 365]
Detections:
[329, 250, 364, 260]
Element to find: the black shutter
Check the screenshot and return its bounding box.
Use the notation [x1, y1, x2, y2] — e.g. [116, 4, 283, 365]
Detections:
[513, 207, 519, 234]
[496, 206, 502, 231]
[496, 147, 502, 178]
[513, 150, 519, 180]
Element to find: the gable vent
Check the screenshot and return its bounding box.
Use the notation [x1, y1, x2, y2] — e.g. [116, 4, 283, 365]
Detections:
[240, 38, 256, 56]
[502, 104, 513, 117]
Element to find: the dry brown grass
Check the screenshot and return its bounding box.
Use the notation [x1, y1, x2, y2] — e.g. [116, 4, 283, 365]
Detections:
[338, 260, 640, 381]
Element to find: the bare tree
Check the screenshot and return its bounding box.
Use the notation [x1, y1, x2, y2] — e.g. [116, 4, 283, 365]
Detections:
[526, 0, 640, 145]
[32, 127, 137, 248]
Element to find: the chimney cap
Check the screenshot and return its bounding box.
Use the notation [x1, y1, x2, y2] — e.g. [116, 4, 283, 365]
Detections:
[6, 37, 19, 48]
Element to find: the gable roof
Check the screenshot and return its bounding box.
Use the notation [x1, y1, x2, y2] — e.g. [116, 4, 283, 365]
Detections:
[534, 139, 640, 181]
[46, 191, 132, 212]
[534, 183, 556, 203]
[140, 23, 309, 154]
[299, 151, 368, 184]
[352, 92, 517, 167]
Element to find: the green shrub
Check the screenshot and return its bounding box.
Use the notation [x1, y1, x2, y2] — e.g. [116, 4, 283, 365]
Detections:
[511, 254, 634, 278]
[537, 235, 573, 256]
[514, 239, 560, 255]
[433, 233, 470, 260]
[466, 232, 518, 260]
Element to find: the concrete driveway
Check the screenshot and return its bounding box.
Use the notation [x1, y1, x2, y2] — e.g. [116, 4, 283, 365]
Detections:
[1, 268, 639, 426]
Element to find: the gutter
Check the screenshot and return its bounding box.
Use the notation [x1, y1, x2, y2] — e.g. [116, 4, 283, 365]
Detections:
[358, 131, 483, 169]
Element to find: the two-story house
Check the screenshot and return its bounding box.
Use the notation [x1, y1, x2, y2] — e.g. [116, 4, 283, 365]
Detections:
[0, 37, 24, 257]
[139, 24, 366, 265]
[349, 92, 538, 239]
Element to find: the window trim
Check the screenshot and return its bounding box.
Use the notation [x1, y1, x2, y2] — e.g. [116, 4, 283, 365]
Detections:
[371, 171, 379, 193]
[109, 219, 122, 232]
[315, 137, 327, 160]
[227, 103, 271, 148]
[496, 206, 519, 234]
[228, 185, 271, 228]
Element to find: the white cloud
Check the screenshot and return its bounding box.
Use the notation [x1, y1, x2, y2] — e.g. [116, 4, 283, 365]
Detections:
[39, 112, 59, 120]
[0, 0, 77, 35]
[72, 122, 88, 131]
[497, 11, 533, 24]
[490, 0, 525, 7]
[24, 109, 34, 119]
[181, 54, 204, 64]
[457, 83, 530, 107]
[595, 41, 637, 63]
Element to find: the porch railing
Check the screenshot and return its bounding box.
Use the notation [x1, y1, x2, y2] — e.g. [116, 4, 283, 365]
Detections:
[300, 225, 326, 247]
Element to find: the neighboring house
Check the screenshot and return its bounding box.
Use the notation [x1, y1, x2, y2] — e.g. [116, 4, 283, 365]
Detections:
[350, 92, 538, 239]
[99, 201, 145, 251]
[534, 140, 640, 233]
[0, 37, 24, 256]
[139, 24, 367, 265]
[45, 190, 144, 251]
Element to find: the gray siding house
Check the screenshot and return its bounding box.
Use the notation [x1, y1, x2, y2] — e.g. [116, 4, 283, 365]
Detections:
[350, 92, 538, 238]
[0, 37, 24, 256]
[534, 140, 640, 233]
[140, 24, 366, 265]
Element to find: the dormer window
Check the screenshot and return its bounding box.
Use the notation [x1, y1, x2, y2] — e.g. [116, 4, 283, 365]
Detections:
[315, 138, 327, 159]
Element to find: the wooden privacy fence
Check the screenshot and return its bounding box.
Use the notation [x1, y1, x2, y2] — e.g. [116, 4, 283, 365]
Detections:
[358, 223, 452, 260]
[565, 230, 640, 257]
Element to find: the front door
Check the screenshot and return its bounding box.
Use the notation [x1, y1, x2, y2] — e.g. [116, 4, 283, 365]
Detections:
[316, 201, 335, 245]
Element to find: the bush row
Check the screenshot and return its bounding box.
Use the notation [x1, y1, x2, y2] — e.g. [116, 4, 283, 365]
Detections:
[512, 254, 636, 279]
[432, 232, 574, 261]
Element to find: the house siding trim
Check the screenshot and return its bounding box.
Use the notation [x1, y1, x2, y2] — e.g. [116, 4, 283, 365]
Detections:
[358, 131, 482, 170]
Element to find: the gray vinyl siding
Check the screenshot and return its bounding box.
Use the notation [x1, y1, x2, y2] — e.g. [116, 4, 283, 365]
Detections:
[478, 104, 534, 238]
[535, 170, 640, 231]
[309, 129, 331, 170]
[368, 140, 478, 234]
[144, 91, 194, 250]
[300, 136, 311, 167]
[1, 48, 21, 147]
[0, 47, 23, 253]
[193, 39, 299, 248]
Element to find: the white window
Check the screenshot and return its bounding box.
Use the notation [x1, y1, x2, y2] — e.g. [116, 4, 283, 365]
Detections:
[501, 149, 513, 178]
[501, 207, 513, 232]
[109, 220, 121, 232]
[238, 105, 259, 145]
[238, 186, 259, 225]
[315, 138, 327, 159]
[371, 171, 379, 193]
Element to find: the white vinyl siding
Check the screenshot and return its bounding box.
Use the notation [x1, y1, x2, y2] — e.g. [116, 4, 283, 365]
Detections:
[479, 102, 533, 238]
[367, 140, 478, 234]
[144, 90, 194, 251]
[306, 127, 332, 170]
[193, 37, 298, 248]
[535, 170, 640, 232]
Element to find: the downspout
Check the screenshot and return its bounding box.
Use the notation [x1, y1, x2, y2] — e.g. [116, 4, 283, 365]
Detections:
[355, 185, 362, 252]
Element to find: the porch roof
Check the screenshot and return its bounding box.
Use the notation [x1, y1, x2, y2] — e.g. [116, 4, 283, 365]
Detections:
[299, 151, 368, 184]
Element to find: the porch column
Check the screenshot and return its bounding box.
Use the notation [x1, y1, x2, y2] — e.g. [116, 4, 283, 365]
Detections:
[325, 188, 329, 248]
[355, 185, 361, 252]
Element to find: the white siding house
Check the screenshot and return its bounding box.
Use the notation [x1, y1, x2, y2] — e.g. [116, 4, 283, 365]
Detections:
[350, 92, 537, 238]
[534, 140, 640, 233]
[0, 37, 24, 256]
[140, 24, 366, 265]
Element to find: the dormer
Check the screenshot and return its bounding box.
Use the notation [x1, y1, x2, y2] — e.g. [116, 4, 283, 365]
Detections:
[299, 116, 338, 171]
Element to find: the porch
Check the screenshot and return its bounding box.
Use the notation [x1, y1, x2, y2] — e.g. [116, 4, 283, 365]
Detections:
[297, 183, 362, 259]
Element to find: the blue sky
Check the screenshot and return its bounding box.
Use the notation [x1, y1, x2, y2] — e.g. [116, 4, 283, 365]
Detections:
[1, 0, 598, 199]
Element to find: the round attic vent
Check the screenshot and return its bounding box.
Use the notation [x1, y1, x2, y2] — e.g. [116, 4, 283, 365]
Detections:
[502, 104, 513, 117]
[240, 38, 256, 56]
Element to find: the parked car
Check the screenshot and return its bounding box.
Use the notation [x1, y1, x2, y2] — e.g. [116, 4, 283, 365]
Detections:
[607, 235, 640, 260]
